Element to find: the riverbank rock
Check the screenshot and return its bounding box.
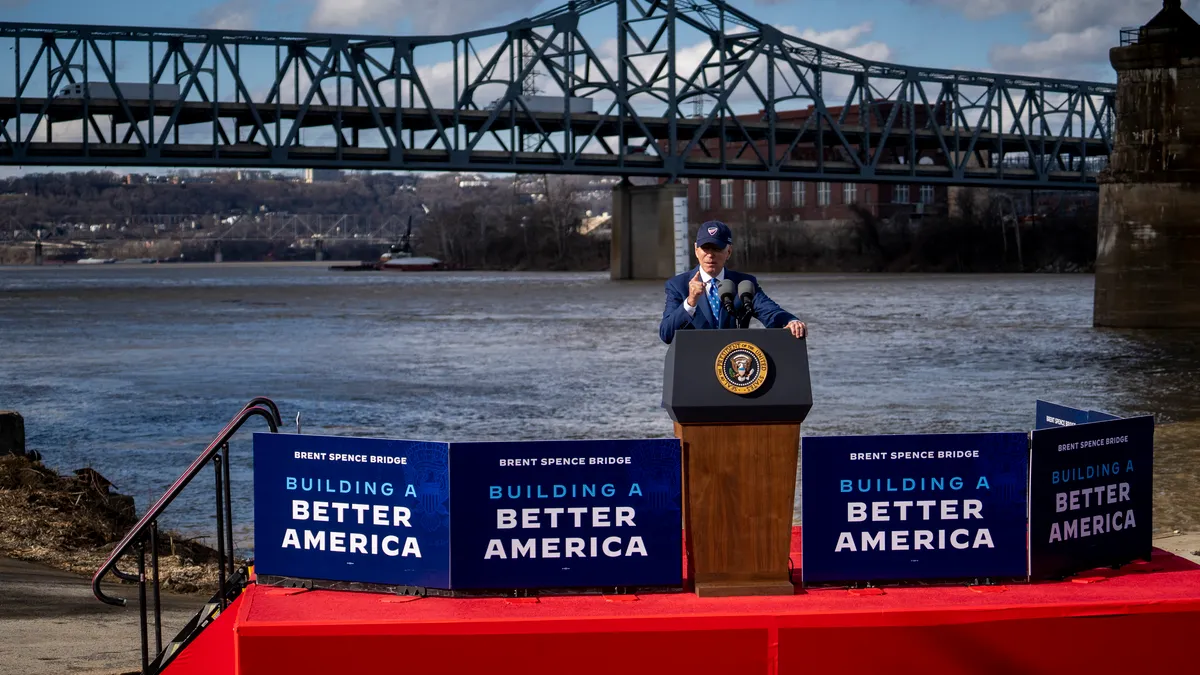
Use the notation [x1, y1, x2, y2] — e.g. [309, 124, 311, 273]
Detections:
[0, 411, 25, 457]
[0, 453, 224, 594]
[0, 454, 137, 550]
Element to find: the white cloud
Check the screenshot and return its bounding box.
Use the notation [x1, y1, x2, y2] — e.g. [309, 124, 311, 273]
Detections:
[1027, 0, 1197, 34]
[798, 23, 871, 51]
[407, 41, 509, 108]
[989, 25, 1113, 77]
[909, 0, 1200, 76]
[196, 0, 262, 31]
[910, 0, 1034, 20]
[309, 0, 543, 34]
[910, 0, 1196, 31]
[797, 22, 892, 61]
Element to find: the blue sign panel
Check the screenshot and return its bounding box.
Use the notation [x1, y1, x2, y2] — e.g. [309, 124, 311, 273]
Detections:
[448, 439, 682, 590]
[1035, 400, 1090, 430]
[801, 433, 1029, 584]
[1028, 416, 1154, 580]
[1087, 410, 1121, 422]
[253, 433, 451, 588]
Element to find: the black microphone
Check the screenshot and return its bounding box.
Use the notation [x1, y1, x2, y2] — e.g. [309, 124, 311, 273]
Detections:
[737, 280, 756, 328]
[718, 278, 737, 316]
[737, 280, 756, 310]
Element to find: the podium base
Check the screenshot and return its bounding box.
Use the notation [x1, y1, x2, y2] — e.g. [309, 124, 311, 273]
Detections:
[694, 580, 796, 598]
[676, 422, 800, 598]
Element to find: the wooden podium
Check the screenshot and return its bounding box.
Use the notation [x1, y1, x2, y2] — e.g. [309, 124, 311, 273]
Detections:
[663, 329, 812, 597]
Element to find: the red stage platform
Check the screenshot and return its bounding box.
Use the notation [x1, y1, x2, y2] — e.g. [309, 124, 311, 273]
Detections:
[165, 529, 1200, 675]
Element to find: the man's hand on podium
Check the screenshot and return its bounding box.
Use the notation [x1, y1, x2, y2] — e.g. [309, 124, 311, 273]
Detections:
[786, 320, 806, 338]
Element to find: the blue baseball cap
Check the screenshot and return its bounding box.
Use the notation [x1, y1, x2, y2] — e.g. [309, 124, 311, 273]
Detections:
[696, 221, 732, 249]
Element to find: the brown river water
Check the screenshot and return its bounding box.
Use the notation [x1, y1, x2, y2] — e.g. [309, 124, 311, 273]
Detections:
[1, 263, 1198, 551]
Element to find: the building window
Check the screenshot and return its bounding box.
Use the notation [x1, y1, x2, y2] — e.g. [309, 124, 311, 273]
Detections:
[721, 179, 733, 209]
[817, 182, 830, 206]
[920, 185, 935, 205]
[699, 180, 711, 210]
[792, 181, 805, 207]
[843, 183, 857, 205]
[768, 180, 780, 208]
[744, 180, 757, 209]
[894, 184, 909, 204]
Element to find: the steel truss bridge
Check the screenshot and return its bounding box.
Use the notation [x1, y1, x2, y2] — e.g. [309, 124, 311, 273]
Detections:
[0, 213, 411, 243]
[0, 0, 1115, 189]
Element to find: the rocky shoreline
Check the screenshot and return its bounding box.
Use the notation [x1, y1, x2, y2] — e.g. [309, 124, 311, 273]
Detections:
[0, 451, 225, 595]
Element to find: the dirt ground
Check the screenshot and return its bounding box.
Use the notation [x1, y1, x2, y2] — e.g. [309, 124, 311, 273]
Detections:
[0, 454, 226, 596]
[1153, 531, 1200, 564]
[0, 454, 228, 675]
[0, 557, 206, 675]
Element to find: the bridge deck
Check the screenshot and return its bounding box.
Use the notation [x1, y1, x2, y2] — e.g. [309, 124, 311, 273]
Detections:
[0, 142, 1092, 184]
[0, 98, 1109, 159]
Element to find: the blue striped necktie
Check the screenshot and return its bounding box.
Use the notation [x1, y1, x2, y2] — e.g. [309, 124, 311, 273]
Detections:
[708, 278, 722, 327]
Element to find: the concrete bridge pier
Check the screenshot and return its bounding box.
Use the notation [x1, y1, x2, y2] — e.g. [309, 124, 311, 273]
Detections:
[1096, 1, 1200, 327]
[214, 240, 223, 263]
[610, 181, 690, 280]
[33, 240, 42, 266]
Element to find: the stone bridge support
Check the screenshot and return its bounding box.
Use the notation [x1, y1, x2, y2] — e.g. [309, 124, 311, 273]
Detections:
[1096, 1, 1200, 327]
[610, 181, 690, 280]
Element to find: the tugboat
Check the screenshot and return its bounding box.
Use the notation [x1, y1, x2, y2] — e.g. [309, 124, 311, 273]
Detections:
[379, 248, 442, 271]
[379, 214, 442, 271]
[330, 215, 443, 272]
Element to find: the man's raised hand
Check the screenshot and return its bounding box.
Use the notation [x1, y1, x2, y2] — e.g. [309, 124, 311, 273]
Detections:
[687, 270, 706, 306]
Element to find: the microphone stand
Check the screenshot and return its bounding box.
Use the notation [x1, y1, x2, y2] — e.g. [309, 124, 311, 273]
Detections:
[736, 302, 755, 329]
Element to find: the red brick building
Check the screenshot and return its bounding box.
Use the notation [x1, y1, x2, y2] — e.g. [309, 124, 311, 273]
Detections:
[679, 103, 950, 224]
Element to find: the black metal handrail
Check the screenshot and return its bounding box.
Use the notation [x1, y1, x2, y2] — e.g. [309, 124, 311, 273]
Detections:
[1120, 27, 1140, 46]
[90, 398, 281, 674]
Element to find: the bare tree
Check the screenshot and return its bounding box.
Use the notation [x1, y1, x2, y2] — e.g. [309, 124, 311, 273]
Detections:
[540, 175, 582, 264]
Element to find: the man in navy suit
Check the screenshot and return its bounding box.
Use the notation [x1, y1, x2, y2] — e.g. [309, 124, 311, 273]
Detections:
[659, 221, 807, 344]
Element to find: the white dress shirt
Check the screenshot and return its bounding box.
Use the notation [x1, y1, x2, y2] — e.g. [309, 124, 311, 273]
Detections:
[683, 268, 725, 316]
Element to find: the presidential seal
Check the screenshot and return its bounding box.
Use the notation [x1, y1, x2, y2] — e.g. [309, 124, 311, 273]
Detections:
[715, 341, 768, 394]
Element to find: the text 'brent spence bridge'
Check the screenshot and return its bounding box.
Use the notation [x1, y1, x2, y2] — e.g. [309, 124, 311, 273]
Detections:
[0, 0, 1114, 188]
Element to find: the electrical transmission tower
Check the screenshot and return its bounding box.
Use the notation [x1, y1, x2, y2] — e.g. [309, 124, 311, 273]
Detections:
[520, 39, 543, 97]
[520, 39, 544, 153]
